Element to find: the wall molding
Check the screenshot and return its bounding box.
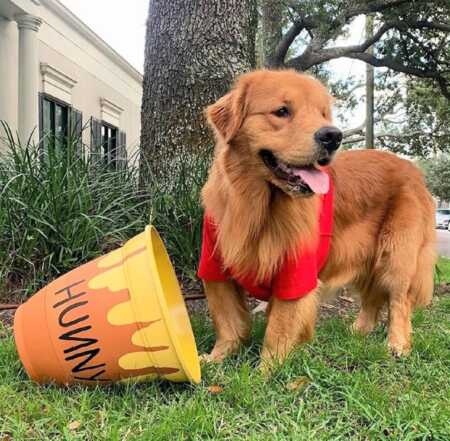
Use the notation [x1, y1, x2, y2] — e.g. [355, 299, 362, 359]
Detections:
[100, 97, 123, 127]
[40, 62, 77, 104]
[15, 13, 42, 31]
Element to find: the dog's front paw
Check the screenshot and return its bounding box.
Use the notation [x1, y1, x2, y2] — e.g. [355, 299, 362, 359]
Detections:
[200, 340, 241, 364]
[258, 350, 283, 378]
[199, 352, 225, 364]
[387, 340, 411, 358]
[351, 318, 375, 336]
[257, 359, 276, 378]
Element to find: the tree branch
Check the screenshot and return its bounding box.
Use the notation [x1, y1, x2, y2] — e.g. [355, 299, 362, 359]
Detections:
[343, 0, 411, 20]
[286, 23, 394, 70]
[344, 52, 450, 99]
[281, 1, 410, 70]
[343, 130, 449, 145]
[401, 19, 450, 33]
[343, 123, 365, 139]
[343, 114, 387, 139]
[270, 1, 450, 99]
[272, 20, 305, 66]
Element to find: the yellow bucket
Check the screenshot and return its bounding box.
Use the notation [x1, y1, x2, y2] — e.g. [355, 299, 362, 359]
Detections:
[14, 226, 201, 385]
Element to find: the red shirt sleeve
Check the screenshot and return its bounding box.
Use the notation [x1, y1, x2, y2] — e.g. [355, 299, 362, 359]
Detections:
[271, 246, 318, 300]
[198, 214, 228, 282]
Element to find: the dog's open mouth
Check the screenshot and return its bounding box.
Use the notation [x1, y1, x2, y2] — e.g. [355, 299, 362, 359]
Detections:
[260, 150, 330, 195]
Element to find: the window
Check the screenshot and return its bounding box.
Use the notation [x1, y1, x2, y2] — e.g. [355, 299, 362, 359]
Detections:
[41, 96, 69, 150]
[90, 117, 127, 169]
[39, 94, 82, 153]
[101, 122, 117, 166]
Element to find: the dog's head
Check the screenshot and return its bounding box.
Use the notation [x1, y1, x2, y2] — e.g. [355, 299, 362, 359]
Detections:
[206, 69, 342, 196]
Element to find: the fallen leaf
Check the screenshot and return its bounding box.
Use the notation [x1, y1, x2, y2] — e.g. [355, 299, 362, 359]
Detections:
[339, 296, 355, 303]
[207, 385, 223, 394]
[68, 421, 81, 431]
[286, 376, 310, 391]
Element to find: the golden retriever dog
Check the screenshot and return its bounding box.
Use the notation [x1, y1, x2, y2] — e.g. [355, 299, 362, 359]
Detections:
[198, 69, 436, 370]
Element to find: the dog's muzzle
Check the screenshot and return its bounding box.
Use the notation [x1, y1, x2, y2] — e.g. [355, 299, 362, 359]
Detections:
[314, 126, 343, 166]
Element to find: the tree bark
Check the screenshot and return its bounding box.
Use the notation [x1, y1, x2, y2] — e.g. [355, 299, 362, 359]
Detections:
[140, 0, 257, 182]
[261, 0, 283, 67]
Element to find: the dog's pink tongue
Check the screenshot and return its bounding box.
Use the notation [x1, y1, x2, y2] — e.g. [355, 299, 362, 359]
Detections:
[294, 168, 329, 194]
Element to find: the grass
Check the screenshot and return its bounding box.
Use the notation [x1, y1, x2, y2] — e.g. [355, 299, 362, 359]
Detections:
[0, 294, 449, 440]
[1, 124, 449, 439]
[436, 256, 450, 284]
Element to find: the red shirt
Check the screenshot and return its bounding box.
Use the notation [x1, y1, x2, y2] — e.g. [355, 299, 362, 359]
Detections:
[198, 178, 334, 301]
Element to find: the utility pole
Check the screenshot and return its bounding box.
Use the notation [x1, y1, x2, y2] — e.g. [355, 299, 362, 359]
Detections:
[365, 14, 375, 149]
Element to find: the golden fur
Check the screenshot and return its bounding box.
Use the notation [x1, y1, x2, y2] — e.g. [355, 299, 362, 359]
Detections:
[201, 69, 436, 368]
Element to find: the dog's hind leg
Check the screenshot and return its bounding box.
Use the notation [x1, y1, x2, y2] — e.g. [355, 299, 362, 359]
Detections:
[372, 260, 415, 356]
[202, 280, 251, 363]
[373, 196, 423, 356]
[352, 281, 388, 335]
[409, 242, 436, 308]
[385, 242, 435, 356]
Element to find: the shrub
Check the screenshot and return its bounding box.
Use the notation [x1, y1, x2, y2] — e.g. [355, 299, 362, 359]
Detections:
[0, 124, 209, 301]
[144, 152, 210, 281]
[0, 124, 152, 300]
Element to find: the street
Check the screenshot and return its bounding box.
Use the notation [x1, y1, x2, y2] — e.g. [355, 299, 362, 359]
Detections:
[437, 229, 450, 258]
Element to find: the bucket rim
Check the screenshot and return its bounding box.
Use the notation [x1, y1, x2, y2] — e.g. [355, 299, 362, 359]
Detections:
[143, 225, 201, 384]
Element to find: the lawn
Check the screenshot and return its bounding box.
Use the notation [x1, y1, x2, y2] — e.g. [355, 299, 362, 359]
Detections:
[0, 135, 449, 439]
[436, 256, 450, 284]
[0, 293, 449, 440]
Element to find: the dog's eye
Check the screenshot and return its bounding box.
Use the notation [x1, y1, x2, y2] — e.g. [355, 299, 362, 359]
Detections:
[272, 106, 290, 118]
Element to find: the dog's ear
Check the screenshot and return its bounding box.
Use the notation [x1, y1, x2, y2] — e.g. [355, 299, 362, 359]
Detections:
[206, 84, 248, 143]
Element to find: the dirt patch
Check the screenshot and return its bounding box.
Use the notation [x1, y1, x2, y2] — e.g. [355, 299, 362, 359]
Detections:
[183, 284, 362, 320]
[318, 288, 361, 320]
[436, 283, 450, 295]
[0, 309, 15, 332]
[185, 284, 450, 323]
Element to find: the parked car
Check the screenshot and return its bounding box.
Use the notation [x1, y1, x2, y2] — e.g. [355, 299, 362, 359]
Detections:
[436, 208, 450, 229]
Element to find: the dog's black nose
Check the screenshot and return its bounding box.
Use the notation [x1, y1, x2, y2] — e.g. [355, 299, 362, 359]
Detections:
[314, 126, 343, 152]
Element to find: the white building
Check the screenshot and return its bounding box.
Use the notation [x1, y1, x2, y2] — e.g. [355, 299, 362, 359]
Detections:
[0, 0, 142, 163]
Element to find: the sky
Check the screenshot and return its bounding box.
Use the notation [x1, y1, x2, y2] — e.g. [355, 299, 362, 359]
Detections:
[59, 0, 367, 129]
[60, 0, 148, 73]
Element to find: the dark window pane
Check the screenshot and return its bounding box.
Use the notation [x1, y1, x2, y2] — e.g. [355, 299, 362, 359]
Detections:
[110, 127, 117, 164]
[54, 104, 68, 149]
[43, 99, 52, 150]
[43, 100, 52, 134]
[40, 97, 68, 151]
[100, 123, 118, 168]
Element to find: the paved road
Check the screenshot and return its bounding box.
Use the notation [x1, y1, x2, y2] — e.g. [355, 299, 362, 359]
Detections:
[437, 229, 450, 258]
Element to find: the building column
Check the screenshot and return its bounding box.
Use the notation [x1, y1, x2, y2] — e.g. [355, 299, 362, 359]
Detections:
[0, 17, 18, 135]
[15, 13, 42, 145]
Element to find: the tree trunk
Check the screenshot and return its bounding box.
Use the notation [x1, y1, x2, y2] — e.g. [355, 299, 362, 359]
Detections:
[140, 0, 257, 182]
[261, 0, 283, 67]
